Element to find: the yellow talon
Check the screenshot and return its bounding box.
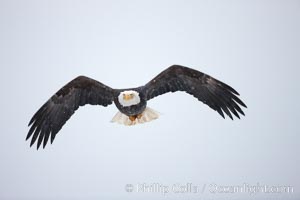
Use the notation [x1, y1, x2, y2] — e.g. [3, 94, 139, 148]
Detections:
[129, 116, 136, 121]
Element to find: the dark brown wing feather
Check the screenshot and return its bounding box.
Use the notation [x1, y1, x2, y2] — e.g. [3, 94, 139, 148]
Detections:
[27, 76, 114, 149]
[143, 65, 247, 119]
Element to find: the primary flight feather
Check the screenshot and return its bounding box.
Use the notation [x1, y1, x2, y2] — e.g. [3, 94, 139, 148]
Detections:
[27, 65, 247, 149]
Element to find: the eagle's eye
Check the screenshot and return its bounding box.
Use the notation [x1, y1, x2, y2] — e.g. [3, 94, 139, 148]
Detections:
[122, 93, 133, 100]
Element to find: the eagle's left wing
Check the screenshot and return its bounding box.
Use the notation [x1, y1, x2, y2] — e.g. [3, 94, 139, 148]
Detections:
[143, 65, 247, 119]
[27, 76, 114, 149]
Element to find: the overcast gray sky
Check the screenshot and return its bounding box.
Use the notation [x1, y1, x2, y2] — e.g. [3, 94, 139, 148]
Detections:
[0, 0, 299, 199]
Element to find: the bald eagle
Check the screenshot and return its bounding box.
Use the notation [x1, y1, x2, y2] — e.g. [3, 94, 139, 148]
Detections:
[27, 65, 247, 149]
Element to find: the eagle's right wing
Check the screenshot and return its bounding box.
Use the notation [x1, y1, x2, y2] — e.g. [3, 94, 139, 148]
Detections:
[143, 65, 247, 119]
[27, 76, 114, 149]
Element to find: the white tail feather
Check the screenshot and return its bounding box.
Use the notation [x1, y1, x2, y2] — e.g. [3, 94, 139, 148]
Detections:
[111, 107, 160, 126]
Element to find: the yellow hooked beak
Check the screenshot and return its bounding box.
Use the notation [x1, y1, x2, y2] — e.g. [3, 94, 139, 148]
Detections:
[123, 93, 134, 100]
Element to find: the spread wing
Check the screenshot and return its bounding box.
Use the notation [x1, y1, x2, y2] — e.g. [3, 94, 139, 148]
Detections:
[143, 65, 247, 119]
[27, 76, 114, 149]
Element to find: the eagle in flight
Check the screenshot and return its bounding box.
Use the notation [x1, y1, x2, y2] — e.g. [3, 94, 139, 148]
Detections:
[27, 65, 247, 149]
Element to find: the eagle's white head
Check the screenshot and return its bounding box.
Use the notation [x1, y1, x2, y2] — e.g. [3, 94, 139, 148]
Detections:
[118, 90, 140, 107]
